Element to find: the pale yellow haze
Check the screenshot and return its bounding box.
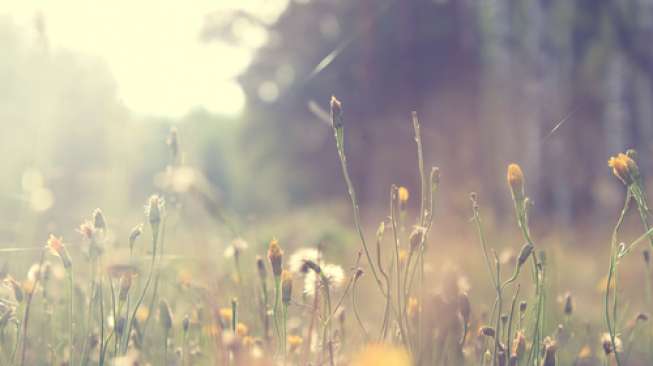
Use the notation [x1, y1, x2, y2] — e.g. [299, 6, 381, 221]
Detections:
[3, 0, 290, 118]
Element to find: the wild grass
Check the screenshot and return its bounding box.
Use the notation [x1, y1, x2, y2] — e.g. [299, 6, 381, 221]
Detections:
[1, 96, 653, 366]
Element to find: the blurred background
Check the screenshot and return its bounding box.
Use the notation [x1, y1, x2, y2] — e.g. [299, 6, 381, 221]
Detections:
[1, 0, 653, 248]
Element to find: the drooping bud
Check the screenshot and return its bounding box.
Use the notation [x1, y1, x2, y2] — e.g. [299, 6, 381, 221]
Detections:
[409, 226, 426, 251]
[129, 224, 143, 252]
[517, 243, 533, 267]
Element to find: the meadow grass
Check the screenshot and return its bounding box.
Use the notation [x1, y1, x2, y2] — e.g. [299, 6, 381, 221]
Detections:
[1, 97, 653, 366]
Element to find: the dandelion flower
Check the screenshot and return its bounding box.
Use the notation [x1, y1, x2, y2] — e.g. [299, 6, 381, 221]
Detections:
[351, 343, 410, 366]
[223, 237, 248, 258]
[47, 234, 72, 269]
[507, 163, 525, 200]
[398, 186, 409, 203]
[608, 152, 637, 186]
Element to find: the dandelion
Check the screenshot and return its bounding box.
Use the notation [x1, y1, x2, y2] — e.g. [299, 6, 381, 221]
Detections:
[398, 186, 409, 203]
[608, 152, 638, 186]
[236, 322, 248, 337]
[77, 220, 95, 241]
[4, 276, 24, 302]
[601, 332, 622, 355]
[219, 307, 233, 327]
[507, 163, 525, 201]
[224, 238, 248, 258]
[350, 343, 410, 366]
[303, 263, 344, 297]
[288, 335, 303, 352]
[47, 235, 71, 269]
[289, 248, 320, 273]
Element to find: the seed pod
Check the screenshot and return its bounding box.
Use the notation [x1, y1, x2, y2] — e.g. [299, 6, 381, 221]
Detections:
[517, 243, 533, 267]
[330, 96, 343, 129]
[159, 299, 173, 330]
[281, 270, 292, 305]
[267, 239, 283, 277]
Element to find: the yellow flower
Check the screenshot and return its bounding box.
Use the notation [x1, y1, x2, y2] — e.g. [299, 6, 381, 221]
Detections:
[398, 186, 409, 204]
[288, 335, 303, 352]
[236, 322, 248, 336]
[46, 234, 72, 269]
[507, 163, 525, 200]
[351, 343, 411, 366]
[406, 297, 419, 319]
[608, 153, 635, 185]
[136, 307, 149, 323]
[399, 249, 408, 266]
[219, 307, 233, 325]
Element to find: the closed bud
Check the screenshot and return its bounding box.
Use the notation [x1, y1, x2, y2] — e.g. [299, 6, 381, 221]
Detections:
[507, 164, 525, 201]
[330, 95, 343, 129]
[644, 249, 650, 265]
[281, 270, 292, 305]
[118, 273, 133, 302]
[519, 301, 527, 314]
[267, 239, 284, 277]
[563, 293, 573, 316]
[146, 195, 164, 228]
[517, 243, 533, 267]
[159, 299, 173, 330]
[129, 224, 143, 252]
[92, 208, 107, 231]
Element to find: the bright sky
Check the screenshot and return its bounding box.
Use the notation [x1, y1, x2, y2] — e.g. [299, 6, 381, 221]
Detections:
[3, 0, 290, 118]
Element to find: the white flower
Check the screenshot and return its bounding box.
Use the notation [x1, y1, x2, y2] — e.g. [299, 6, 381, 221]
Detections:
[303, 263, 345, 297]
[223, 238, 248, 258]
[289, 248, 320, 273]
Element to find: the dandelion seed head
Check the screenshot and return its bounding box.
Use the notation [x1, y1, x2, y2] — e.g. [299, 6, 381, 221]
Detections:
[289, 248, 320, 273]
